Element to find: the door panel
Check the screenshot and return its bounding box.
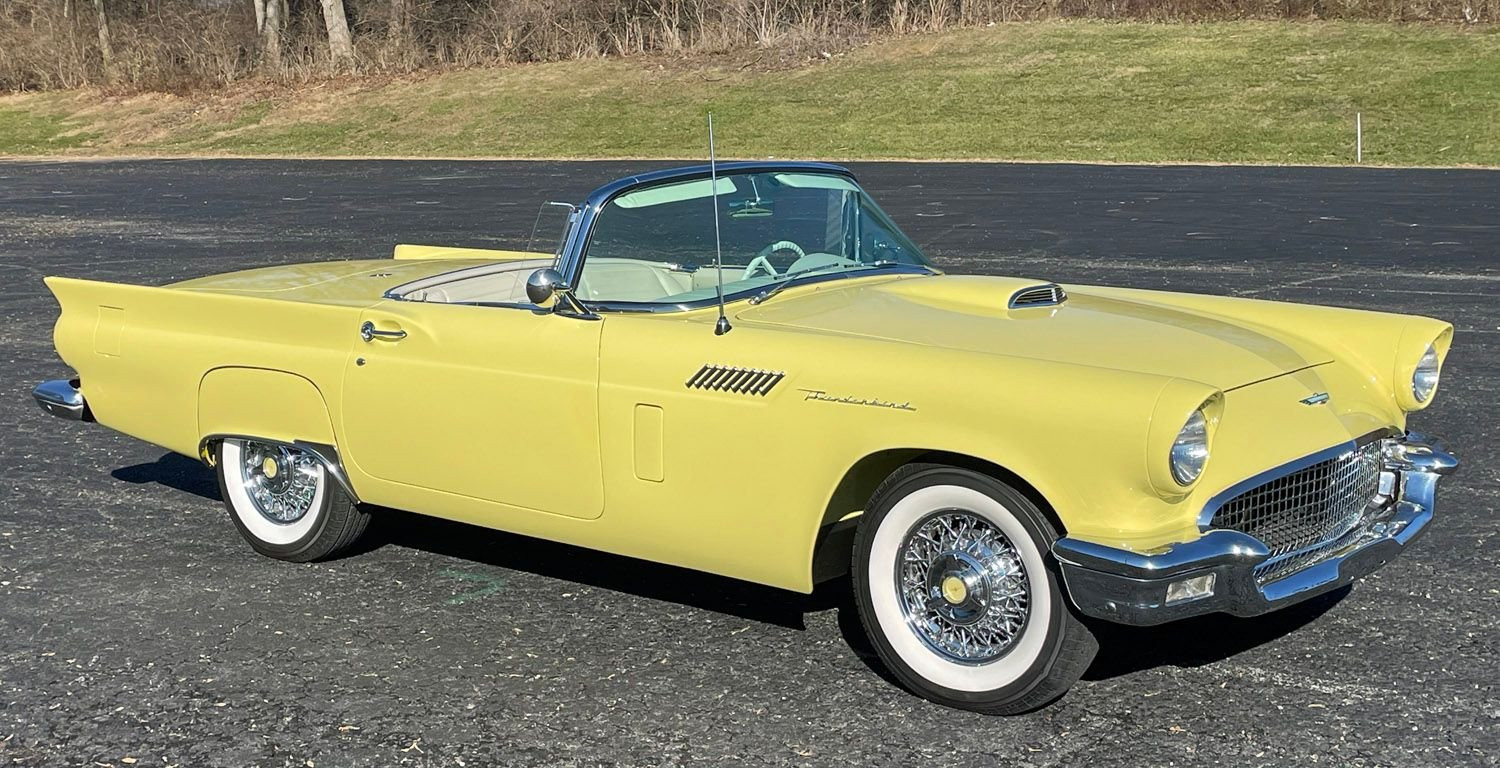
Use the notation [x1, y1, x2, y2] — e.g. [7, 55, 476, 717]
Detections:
[341, 300, 604, 519]
[592, 313, 839, 588]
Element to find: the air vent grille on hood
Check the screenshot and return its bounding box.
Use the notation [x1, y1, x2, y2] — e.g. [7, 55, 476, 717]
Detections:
[1009, 283, 1068, 309]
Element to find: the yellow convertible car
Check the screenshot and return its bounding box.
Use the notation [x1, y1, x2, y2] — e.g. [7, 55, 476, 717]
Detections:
[34, 162, 1458, 714]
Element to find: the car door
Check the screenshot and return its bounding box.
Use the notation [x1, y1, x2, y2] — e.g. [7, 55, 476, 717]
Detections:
[339, 299, 605, 519]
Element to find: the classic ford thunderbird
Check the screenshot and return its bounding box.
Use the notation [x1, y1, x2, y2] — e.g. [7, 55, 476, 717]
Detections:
[34, 162, 1457, 714]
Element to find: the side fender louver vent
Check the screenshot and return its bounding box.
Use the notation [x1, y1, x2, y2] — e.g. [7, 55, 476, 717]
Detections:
[1008, 283, 1068, 309]
[686, 365, 785, 396]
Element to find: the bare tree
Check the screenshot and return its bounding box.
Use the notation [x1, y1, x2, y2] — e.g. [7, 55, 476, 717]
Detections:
[389, 0, 410, 45]
[90, 0, 112, 80]
[260, 0, 282, 70]
[319, 0, 356, 66]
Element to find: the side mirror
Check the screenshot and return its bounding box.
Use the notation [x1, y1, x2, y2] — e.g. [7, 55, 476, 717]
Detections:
[526, 268, 566, 305]
[526, 268, 600, 321]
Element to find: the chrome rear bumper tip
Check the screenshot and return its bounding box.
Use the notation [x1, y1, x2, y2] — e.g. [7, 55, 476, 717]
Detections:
[34, 379, 91, 421]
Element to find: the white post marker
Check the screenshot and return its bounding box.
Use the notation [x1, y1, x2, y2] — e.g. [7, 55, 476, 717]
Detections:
[1356, 112, 1363, 164]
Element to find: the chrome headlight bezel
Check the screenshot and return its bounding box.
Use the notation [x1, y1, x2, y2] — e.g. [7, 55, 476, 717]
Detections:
[1394, 326, 1450, 413]
[1147, 384, 1222, 497]
[1169, 409, 1211, 486]
[1412, 343, 1440, 403]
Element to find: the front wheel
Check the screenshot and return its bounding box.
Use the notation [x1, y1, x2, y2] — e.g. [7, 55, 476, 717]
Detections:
[216, 438, 370, 562]
[853, 464, 1097, 714]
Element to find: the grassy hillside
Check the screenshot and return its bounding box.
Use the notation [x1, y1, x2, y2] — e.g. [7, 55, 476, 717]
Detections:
[2, 21, 1498, 165]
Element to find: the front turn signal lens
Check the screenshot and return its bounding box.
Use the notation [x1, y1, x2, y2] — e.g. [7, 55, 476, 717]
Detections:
[1166, 573, 1216, 605]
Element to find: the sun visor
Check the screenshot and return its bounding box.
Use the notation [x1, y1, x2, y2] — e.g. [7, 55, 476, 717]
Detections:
[613, 177, 738, 208]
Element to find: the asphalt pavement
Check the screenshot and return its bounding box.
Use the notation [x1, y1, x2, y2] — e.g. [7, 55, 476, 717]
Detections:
[1, 159, 1496, 767]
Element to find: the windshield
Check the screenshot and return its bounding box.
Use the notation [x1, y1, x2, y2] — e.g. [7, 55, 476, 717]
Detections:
[574, 171, 933, 306]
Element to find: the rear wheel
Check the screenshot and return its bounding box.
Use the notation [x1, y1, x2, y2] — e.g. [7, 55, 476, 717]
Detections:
[852, 464, 1097, 714]
[216, 438, 370, 562]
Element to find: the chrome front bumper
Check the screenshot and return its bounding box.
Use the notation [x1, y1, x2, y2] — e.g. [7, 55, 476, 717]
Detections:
[33, 378, 92, 421]
[1053, 432, 1458, 626]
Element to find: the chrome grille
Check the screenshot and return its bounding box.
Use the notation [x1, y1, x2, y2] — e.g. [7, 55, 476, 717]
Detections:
[1253, 523, 1368, 585]
[1008, 283, 1067, 308]
[1210, 442, 1384, 584]
[685, 365, 784, 396]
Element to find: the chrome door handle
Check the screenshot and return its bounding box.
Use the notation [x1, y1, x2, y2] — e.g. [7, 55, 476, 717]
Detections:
[360, 321, 407, 342]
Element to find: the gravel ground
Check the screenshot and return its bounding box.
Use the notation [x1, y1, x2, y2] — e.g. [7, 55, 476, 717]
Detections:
[1, 159, 1496, 767]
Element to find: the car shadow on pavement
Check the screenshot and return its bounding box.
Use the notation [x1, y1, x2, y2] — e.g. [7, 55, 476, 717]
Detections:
[375, 507, 852, 633]
[110, 452, 1348, 685]
[105, 454, 846, 632]
[1081, 585, 1352, 680]
[111, 453, 221, 501]
[383, 504, 903, 684]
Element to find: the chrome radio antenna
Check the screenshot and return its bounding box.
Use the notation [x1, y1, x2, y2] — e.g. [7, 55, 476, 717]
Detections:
[708, 113, 732, 336]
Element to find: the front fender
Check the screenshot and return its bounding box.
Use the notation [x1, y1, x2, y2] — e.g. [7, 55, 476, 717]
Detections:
[801, 345, 1206, 585]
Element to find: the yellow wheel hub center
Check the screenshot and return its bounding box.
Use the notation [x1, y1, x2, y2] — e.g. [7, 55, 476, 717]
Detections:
[941, 575, 968, 605]
[262, 456, 279, 479]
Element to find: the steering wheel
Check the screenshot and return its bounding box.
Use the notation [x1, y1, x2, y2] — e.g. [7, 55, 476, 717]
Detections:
[743, 240, 805, 280]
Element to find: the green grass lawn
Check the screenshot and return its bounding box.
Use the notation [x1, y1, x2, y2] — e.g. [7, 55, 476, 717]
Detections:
[3, 21, 1498, 165]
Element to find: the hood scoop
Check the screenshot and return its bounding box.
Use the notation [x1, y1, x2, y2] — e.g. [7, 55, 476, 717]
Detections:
[1008, 283, 1068, 309]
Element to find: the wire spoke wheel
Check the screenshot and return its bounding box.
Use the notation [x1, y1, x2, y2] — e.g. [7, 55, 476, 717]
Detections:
[217, 438, 370, 562]
[238, 440, 322, 525]
[855, 465, 1097, 714]
[896, 510, 1030, 664]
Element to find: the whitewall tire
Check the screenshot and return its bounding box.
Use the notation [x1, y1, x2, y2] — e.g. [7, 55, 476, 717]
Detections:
[216, 438, 370, 562]
[853, 464, 1097, 714]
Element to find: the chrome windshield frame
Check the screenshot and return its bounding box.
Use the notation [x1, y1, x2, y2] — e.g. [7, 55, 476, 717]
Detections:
[555, 162, 937, 314]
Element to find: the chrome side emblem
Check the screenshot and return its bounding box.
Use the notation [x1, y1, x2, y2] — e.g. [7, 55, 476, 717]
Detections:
[1300, 392, 1330, 406]
[799, 388, 916, 412]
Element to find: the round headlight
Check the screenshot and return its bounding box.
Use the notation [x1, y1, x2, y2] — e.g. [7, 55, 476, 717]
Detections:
[1412, 344, 1440, 403]
[1170, 410, 1210, 486]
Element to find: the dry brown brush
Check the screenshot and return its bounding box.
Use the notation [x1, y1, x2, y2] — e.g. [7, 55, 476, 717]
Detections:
[2, 0, 1494, 93]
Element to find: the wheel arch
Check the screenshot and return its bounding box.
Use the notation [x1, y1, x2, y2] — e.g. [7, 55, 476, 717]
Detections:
[809, 448, 1065, 585]
[196, 367, 360, 502]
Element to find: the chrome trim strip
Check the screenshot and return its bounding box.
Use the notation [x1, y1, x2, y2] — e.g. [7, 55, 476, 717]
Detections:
[33, 378, 92, 421]
[580, 266, 937, 315]
[198, 434, 361, 504]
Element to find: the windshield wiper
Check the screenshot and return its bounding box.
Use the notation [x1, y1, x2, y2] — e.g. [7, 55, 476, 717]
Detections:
[748, 260, 911, 306]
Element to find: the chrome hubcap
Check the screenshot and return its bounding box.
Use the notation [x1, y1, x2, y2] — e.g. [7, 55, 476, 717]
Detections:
[239, 441, 320, 524]
[897, 510, 1030, 664]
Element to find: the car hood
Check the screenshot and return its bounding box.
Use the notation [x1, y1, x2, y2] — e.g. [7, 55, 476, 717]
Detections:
[736, 274, 1334, 391]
